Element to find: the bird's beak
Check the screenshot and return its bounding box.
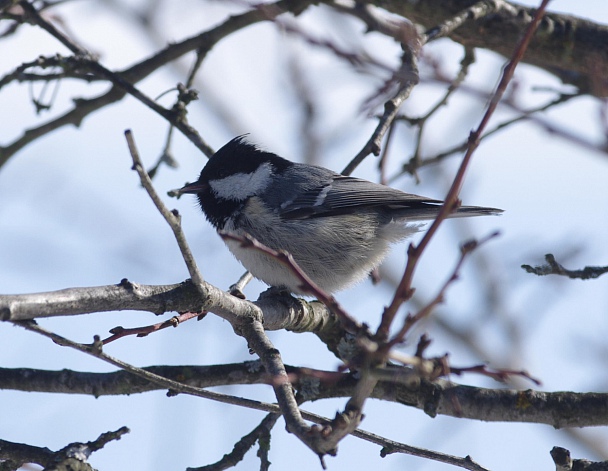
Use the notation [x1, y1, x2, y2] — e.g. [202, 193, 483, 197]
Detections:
[178, 181, 208, 196]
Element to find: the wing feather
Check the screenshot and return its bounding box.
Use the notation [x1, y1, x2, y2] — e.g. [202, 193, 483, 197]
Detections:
[279, 175, 443, 219]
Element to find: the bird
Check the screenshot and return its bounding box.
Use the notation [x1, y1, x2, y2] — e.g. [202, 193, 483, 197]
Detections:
[180, 136, 501, 294]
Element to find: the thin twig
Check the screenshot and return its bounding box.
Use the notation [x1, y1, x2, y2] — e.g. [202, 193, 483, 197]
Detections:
[386, 232, 499, 348]
[187, 413, 280, 471]
[403, 47, 476, 181]
[219, 231, 363, 336]
[125, 130, 205, 291]
[392, 90, 580, 181]
[3, 0, 317, 168]
[376, 0, 551, 341]
[448, 364, 541, 385]
[15, 320, 284, 412]
[342, 45, 419, 176]
[363, 429, 491, 471]
[102, 311, 203, 345]
[340, 0, 498, 177]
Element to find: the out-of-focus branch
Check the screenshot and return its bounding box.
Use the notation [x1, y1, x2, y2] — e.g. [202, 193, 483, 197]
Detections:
[395, 90, 580, 180]
[522, 254, 608, 280]
[376, 0, 550, 341]
[402, 46, 476, 183]
[0, 427, 129, 471]
[385, 232, 499, 348]
[342, 20, 420, 175]
[375, 0, 608, 96]
[0, 0, 317, 168]
[550, 446, 608, 471]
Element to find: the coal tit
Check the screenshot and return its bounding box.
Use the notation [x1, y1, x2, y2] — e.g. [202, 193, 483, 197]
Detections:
[180, 136, 501, 294]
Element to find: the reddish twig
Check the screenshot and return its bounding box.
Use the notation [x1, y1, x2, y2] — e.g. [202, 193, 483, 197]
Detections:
[102, 311, 204, 345]
[376, 0, 551, 341]
[449, 364, 541, 386]
[218, 231, 363, 336]
[385, 232, 499, 349]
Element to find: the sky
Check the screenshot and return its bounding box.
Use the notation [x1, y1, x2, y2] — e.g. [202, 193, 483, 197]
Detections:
[1, 1, 608, 470]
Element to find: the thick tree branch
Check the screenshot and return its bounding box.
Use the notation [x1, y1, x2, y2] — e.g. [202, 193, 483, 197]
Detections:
[3, 364, 608, 428]
[0, 280, 343, 344]
[374, 0, 608, 96]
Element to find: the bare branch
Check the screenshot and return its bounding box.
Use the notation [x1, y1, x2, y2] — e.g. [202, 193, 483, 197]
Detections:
[339, 0, 501, 176]
[395, 90, 580, 179]
[342, 22, 420, 175]
[376, 0, 550, 341]
[0, 279, 340, 336]
[369, 432, 490, 471]
[401, 46, 476, 181]
[522, 254, 608, 280]
[187, 413, 280, 471]
[4, 363, 608, 428]
[422, 0, 503, 43]
[102, 311, 203, 345]
[550, 446, 608, 471]
[219, 232, 364, 337]
[1, 0, 318, 168]
[0, 427, 129, 471]
[377, 0, 608, 96]
[16, 320, 286, 412]
[386, 232, 499, 347]
[125, 130, 205, 291]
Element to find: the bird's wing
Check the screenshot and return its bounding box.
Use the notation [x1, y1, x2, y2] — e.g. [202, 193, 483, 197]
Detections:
[279, 175, 443, 219]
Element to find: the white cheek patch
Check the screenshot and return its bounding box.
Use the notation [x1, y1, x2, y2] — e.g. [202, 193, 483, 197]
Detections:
[209, 162, 272, 201]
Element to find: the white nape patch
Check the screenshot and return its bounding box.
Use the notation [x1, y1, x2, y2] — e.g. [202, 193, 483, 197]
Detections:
[314, 184, 331, 206]
[209, 162, 272, 201]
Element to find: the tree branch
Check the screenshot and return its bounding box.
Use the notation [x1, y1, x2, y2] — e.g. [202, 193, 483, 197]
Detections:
[376, 0, 550, 340]
[375, 0, 608, 96]
[186, 413, 280, 471]
[0, 279, 344, 345]
[3, 363, 607, 428]
[0, 0, 317, 168]
[0, 427, 129, 471]
[522, 254, 608, 280]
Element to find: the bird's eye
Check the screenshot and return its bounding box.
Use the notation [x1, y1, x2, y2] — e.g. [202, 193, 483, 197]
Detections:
[214, 168, 228, 179]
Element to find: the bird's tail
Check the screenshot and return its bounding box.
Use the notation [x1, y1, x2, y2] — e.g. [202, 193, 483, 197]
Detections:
[393, 203, 503, 221]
